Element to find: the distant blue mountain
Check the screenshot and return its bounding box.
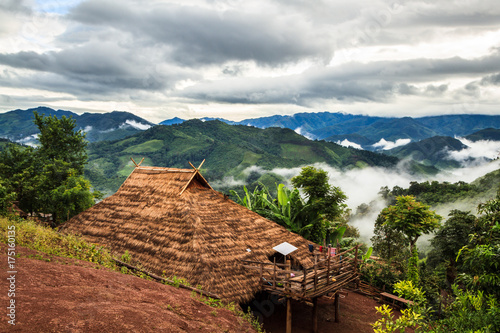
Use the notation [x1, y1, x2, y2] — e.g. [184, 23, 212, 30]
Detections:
[159, 117, 185, 126]
[159, 112, 500, 150]
[465, 128, 500, 141]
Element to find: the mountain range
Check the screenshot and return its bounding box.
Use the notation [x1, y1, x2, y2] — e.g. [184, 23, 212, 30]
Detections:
[2, 107, 499, 178]
[160, 112, 500, 149]
[3, 107, 500, 149]
[85, 119, 418, 194]
[0, 107, 155, 144]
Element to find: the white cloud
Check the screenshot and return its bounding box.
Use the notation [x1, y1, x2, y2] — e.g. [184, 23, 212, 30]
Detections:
[123, 119, 152, 130]
[372, 138, 411, 150]
[446, 137, 500, 162]
[294, 126, 314, 140]
[17, 133, 39, 146]
[336, 139, 363, 150]
[211, 176, 247, 188]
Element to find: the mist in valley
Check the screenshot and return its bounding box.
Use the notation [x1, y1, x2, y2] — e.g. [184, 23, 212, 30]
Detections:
[230, 139, 500, 246]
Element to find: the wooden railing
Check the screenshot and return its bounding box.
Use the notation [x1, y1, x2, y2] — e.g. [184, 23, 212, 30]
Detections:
[242, 245, 359, 300]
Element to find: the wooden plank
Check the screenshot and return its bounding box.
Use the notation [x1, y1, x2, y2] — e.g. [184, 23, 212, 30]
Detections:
[380, 292, 414, 305]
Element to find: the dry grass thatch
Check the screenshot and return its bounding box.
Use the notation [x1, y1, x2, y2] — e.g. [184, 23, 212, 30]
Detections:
[63, 166, 317, 303]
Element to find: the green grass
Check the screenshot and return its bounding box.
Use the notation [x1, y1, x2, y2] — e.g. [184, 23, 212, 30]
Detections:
[112, 136, 137, 147]
[0, 216, 117, 269]
[241, 151, 261, 166]
[280, 143, 321, 161]
[123, 140, 164, 153]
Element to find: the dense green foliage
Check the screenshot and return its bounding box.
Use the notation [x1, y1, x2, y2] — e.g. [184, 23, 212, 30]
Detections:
[231, 166, 352, 244]
[380, 195, 442, 251]
[0, 112, 100, 224]
[371, 214, 410, 261]
[372, 189, 500, 332]
[391, 180, 480, 205]
[231, 183, 322, 241]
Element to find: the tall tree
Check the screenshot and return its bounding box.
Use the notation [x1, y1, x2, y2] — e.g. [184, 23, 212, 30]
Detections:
[380, 195, 442, 252]
[0, 112, 99, 225]
[371, 213, 410, 261]
[34, 111, 88, 174]
[291, 166, 349, 243]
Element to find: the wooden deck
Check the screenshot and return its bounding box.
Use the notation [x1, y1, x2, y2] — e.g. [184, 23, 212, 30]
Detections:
[242, 245, 359, 302]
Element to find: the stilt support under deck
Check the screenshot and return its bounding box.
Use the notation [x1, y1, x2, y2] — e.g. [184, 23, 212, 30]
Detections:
[286, 298, 292, 333]
[312, 297, 318, 333]
[334, 292, 340, 323]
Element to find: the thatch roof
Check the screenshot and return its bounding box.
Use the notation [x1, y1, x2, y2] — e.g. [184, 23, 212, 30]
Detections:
[63, 166, 316, 303]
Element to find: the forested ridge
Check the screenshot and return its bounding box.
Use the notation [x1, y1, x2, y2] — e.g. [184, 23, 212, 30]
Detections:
[85, 119, 404, 194]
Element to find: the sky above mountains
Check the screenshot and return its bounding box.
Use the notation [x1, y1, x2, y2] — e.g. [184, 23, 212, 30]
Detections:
[0, 0, 499, 123]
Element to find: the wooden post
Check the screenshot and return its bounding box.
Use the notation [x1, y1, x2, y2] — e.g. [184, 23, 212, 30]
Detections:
[354, 244, 359, 269]
[334, 292, 340, 323]
[314, 255, 318, 291]
[327, 254, 331, 286]
[336, 239, 340, 265]
[312, 297, 318, 333]
[286, 260, 291, 293]
[286, 298, 292, 333]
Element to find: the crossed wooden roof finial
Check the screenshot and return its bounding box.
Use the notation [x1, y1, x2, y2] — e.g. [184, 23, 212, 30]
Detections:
[179, 159, 213, 195]
[130, 157, 145, 167]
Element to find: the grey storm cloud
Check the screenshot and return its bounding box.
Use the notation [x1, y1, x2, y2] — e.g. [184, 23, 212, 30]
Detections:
[179, 51, 500, 105]
[68, 0, 334, 66]
[481, 73, 500, 86]
[0, 41, 200, 94]
[1, 0, 500, 119]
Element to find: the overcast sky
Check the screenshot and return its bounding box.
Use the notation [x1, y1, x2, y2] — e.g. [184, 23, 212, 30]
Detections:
[0, 0, 499, 123]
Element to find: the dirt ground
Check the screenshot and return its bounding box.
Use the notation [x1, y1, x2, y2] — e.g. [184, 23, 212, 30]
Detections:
[1, 244, 404, 333]
[260, 290, 397, 333]
[0, 245, 257, 333]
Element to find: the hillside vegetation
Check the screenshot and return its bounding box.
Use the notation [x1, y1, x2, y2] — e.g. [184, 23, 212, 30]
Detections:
[85, 119, 405, 193]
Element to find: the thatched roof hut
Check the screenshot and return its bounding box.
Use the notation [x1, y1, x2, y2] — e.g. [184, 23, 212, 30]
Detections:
[63, 166, 317, 303]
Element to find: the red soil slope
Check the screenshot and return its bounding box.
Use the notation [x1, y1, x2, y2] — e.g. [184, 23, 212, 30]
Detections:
[0, 245, 257, 333]
[1, 244, 402, 333]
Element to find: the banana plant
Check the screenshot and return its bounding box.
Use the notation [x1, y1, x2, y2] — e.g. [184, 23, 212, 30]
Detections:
[362, 247, 373, 262]
[230, 185, 268, 214]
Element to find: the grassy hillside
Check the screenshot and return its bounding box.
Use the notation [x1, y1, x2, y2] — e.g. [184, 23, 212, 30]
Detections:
[85, 119, 405, 194]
